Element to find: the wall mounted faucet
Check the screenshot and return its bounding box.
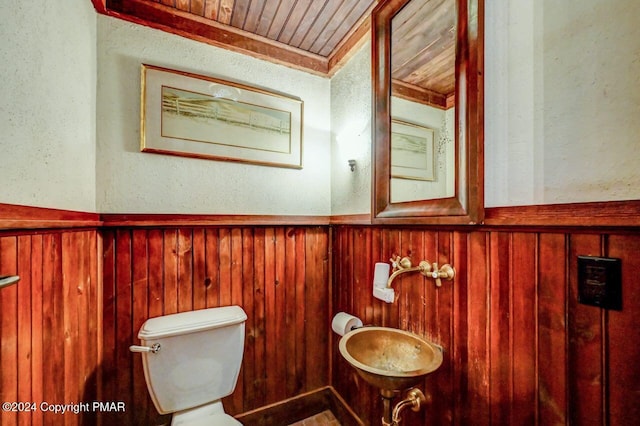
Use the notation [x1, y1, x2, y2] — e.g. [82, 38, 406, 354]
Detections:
[388, 255, 455, 288]
[372, 256, 455, 303]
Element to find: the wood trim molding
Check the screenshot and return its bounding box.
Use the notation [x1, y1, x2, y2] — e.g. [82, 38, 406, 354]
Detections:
[100, 213, 331, 227]
[484, 200, 640, 228]
[329, 214, 372, 225]
[0, 203, 101, 230]
[4, 200, 640, 230]
[391, 79, 449, 110]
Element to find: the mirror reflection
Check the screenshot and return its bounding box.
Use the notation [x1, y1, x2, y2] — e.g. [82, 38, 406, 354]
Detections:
[390, 0, 456, 203]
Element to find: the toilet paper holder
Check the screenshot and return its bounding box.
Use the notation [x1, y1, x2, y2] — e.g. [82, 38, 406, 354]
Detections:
[331, 312, 364, 336]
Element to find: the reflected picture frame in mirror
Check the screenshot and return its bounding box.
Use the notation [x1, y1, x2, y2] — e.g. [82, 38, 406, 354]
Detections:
[372, 0, 484, 224]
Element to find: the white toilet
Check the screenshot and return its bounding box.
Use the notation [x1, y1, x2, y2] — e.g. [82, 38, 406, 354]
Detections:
[130, 306, 247, 425]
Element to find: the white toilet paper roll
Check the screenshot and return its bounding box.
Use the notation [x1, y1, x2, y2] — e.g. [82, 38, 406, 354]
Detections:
[331, 312, 363, 336]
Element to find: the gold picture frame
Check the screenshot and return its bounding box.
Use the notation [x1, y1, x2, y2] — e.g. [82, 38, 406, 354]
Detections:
[140, 64, 303, 169]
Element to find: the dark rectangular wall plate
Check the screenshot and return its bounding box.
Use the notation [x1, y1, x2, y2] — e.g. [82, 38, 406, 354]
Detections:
[577, 256, 622, 310]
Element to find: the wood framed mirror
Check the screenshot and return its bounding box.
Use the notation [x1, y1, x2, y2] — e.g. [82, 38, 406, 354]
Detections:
[372, 0, 484, 224]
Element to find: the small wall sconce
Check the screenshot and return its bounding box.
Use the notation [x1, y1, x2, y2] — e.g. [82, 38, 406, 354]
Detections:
[348, 159, 356, 172]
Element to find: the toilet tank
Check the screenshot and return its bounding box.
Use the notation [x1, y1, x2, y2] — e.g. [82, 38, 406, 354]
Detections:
[137, 306, 247, 414]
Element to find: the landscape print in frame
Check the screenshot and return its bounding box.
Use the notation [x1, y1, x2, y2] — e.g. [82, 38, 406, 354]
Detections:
[390, 119, 435, 181]
[141, 64, 303, 169]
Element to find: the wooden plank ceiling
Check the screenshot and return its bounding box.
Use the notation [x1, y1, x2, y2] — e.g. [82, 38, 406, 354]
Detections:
[103, 0, 379, 75]
[392, 0, 456, 108]
[99, 0, 456, 106]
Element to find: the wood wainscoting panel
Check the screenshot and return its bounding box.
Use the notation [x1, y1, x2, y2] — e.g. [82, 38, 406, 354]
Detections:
[99, 226, 330, 425]
[0, 229, 100, 426]
[332, 226, 640, 426]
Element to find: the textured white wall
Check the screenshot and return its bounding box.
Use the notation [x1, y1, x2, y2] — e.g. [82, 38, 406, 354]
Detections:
[3, 1, 637, 215]
[96, 16, 331, 215]
[330, 43, 372, 215]
[0, 0, 97, 211]
[485, 0, 640, 206]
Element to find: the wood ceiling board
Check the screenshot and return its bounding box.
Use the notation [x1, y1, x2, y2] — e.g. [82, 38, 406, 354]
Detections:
[297, 0, 344, 52]
[251, 0, 280, 35]
[321, 0, 377, 58]
[230, 0, 251, 28]
[175, 0, 191, 12]
[218, 0, 235, 23]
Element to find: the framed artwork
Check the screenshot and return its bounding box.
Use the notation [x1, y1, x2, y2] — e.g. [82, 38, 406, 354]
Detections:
[391, 119, 435, 181]
[140, 64, 303, 169]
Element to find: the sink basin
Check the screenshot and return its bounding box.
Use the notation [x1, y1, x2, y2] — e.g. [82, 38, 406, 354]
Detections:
[338, 327, 443, 392]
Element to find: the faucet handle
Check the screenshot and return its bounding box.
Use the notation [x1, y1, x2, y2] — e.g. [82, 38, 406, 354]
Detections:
[390, 255, 401, 270]
[433, 264, 455, 287]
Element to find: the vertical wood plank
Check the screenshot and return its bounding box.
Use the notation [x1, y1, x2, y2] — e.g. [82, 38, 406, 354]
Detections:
[567, 233, 604, 426]
[430, 230, 454, 425]
[607, 234, 640, 426]
[218, 228, 232, 307]
[163, 229, 178, 315]
[132, 229, 150, 426]
[100, 230, 116, 425]
[229, 228, 244, 413]
[30, 235, 44, 426]
[284, 227, 298, 397]
[83, 230, 99, 425]
[192, 228, 206, 310]
[241, 228, 256, 409]
[466, 231, 490, 424]
[62, 232, 80, 425]
[510, 232, 537, 425]
[353, 227, 374, 420]
[305, 227, 329, 390]
[383, 229, 400, 329]
[451, 231, 468, 426]
[205, 228, 220, 308]
[115, 229, 133, 425]
[16, 235, 32, 425]
[407, 229, 425, 335]
[0, 236, 18, 426]
[273, 227, 286, 402]
[371, 228, 384, 327]
[252, 227, 267, 408]
[147, 229, 164, 319]
[538, 232, 568, 425]
[263, 227, 278, 404]
[294, 228, 306, 394]
[397, 229, 412, 330]
[489, 231, 512, 425]
[43, 233, 64, 424]
[177, 228, 193, 313]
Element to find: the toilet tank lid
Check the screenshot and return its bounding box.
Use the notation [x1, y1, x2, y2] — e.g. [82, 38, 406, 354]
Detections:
[138, 306, 247, 340]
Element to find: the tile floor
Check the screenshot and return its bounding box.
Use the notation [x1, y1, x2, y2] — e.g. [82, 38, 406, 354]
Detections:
[288, 410, 341, 426]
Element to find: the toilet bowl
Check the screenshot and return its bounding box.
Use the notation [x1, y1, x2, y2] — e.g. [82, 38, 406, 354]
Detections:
[130, 306, 247, 425]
